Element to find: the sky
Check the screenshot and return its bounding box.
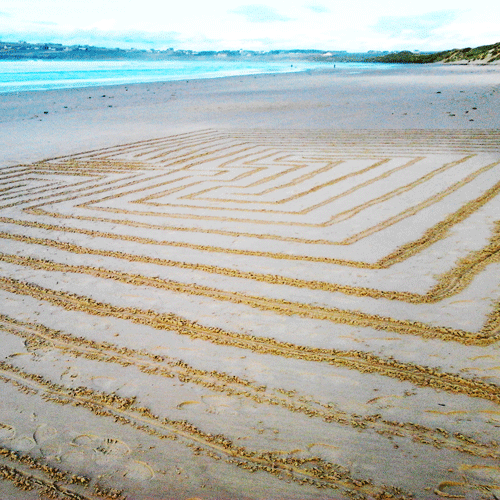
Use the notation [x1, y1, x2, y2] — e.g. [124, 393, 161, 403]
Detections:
[1, 0, 499, 52]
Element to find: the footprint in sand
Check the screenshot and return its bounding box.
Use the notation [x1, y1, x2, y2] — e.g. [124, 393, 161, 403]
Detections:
[60, 366, 81, 384]
[94, 437, 131, 465]
[124, 460, 155, 480]
[64, 434, 153, 481]
[34, 424, 61, 458]
[9, 435, 36, 452]
[90, 375, 120, 392]
[61, 448, 88, 466]
[0, 423, 16, 441]
[434, 481, 468, 498]
[34, 424, 58, 444]
[70, 434, 131, 466]
[434, 466, 500, 498]
[71, 434, 100, 448]
[201, 394, 239, 415]
[39, 441, 62, 459]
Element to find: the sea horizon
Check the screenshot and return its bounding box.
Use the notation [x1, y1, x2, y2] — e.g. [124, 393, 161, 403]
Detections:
[0, 59, 395, 94]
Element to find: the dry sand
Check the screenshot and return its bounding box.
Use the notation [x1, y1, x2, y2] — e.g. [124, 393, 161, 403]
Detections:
[0, 63, 500, 500]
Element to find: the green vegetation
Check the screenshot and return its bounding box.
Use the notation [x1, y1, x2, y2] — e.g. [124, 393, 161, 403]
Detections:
[367, 42, 500, 64]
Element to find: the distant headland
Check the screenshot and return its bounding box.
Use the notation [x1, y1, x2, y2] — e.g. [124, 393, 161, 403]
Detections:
[0, 42, 385, 62]
[1, 40, 498, 64]
[367, 42, 500, 64]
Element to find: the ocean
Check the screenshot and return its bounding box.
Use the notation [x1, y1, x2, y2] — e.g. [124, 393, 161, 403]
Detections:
[0, 59, 393, 93]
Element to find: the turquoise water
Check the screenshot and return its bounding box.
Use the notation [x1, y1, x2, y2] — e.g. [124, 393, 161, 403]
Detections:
[0, 59, 393, 93]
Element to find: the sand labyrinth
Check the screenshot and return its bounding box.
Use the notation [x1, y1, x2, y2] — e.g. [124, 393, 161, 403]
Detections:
[0, 129, 500, 500]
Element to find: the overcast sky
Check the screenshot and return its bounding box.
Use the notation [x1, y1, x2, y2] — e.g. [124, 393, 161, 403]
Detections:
[1, 0, 498, 52]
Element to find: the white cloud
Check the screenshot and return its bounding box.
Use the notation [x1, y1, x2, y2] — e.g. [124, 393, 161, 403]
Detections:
[87, 19, 117, 31]
[0, 1, 498, 51]
[306, 4, 329, 14]
[373, 11, 459, 39]
[230, 4, 292, 23]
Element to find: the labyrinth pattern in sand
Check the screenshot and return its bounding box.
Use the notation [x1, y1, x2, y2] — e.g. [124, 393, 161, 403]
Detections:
[0, 129, 500, 500]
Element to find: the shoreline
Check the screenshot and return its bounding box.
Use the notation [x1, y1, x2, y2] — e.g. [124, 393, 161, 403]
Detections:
[0, 59, 345, 95]
[1, 60, 496, 98]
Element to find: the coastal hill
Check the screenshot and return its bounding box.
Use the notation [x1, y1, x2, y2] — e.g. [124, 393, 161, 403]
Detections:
[367, 42, 500, 64]
[0, 42, 385, 62]
[1, 40, 498, 64]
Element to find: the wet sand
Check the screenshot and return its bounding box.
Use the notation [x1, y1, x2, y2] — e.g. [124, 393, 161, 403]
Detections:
[0, 64, 500, 500]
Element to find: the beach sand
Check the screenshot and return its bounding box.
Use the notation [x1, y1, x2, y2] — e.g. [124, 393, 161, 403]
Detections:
[0, 63, 500, 500]
[2, 63, 500, 164]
